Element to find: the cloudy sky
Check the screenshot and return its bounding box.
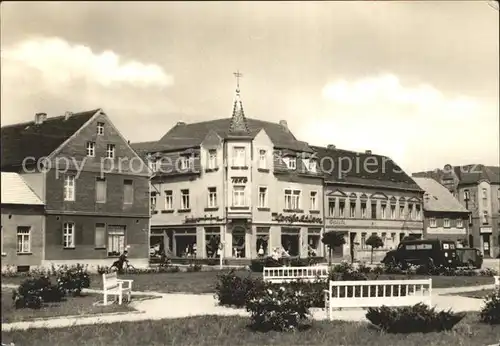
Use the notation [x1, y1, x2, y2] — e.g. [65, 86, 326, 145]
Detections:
[1, 1, 498, 173]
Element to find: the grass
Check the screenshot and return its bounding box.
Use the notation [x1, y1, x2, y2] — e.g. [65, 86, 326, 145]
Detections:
[1, 271, 496, 294]
[449, 289, 496, 299]
[2, 313, 500, 346]
[1, 289, 137, 323]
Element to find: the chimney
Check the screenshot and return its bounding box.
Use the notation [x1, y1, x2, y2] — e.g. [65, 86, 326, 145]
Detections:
[279, 120, 288, 130]
[64, 111, 73, 120]
[176, 121, 186, 126]
[365, 150, 372, 154]
[34, 112, 47, 125]
[327, 144, 336, 150]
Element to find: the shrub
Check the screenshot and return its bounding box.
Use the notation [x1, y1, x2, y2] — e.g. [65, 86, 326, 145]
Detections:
[366, 303, 466, 333]
[214, 270, 265, 308]
[12, 276, 65, 309]
[372, 264, 384, 275]
[479, 289, 500, 324]
[186, 264, 203, 272]
[56, 264, 90, 296]
[330, 262, 368, 281]
[357, 262, 372, 274]
[246, 286, 311, 331]
[479, 268, 498, 277]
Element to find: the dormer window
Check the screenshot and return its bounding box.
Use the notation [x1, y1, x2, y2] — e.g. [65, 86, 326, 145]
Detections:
[180, 156, 193, 171]
[207, 149, 217, 169]
[309, 159, 317, 173]
[284, 156, 296, 169]
[97, 122, 105, 135]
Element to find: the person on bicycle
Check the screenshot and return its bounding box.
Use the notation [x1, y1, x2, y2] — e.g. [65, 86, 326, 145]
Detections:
[111, 250, 129, 273]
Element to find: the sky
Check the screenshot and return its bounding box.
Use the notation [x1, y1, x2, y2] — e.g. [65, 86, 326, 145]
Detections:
[1, 1, 499, 173]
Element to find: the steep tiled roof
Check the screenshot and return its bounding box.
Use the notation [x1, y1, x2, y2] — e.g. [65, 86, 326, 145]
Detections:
[130, 141, 159, 161]
[312, 146, 421, 190]
[1, 172, 44, 205]
[154, 118, 312, 152]
[1, 110, 99, 169]
[413, 164, 500, 185]
[413, 177, 468, 213]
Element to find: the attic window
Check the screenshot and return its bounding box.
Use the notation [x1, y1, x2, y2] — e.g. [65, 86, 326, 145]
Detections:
[309, 159, 317, 172]
[97, 122, 105, 135]
[283, 157, 296, 170]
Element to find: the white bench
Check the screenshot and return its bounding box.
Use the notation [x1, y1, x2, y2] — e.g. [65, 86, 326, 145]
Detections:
[263, 266, 329, 283]
[102, 272, 134, 305]
[323, 278, 432, 320]
[494, 276, 499, 290]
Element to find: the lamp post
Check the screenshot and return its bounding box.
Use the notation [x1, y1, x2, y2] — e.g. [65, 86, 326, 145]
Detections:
[219, 241, 225, 270]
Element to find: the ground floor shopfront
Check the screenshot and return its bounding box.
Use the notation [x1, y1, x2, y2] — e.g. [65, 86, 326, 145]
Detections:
[150, 221, 325, 260]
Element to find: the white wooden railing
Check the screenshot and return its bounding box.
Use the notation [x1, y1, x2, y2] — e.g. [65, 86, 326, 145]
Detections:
[263, 266, 329, 283]
[324, 278, 432, 320]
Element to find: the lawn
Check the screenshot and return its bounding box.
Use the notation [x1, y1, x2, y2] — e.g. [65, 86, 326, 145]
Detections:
[449, 289, 496, 299]
[1, 289, 137, 323]
[2, 313, 499, 346]
[1, 271, 496, 294]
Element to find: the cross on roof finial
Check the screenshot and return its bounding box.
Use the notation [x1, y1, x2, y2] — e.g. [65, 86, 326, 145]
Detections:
[233, 70, 243, 93]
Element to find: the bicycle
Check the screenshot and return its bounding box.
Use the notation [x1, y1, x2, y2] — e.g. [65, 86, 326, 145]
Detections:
[110, 260, 136, 274]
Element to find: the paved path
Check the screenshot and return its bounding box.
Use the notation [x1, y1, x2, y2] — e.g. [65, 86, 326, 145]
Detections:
[1, 282, 496, 331]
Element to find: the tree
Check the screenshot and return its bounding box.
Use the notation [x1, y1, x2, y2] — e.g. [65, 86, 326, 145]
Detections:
[366, 234, 384, 264]
[321, 231, 346, 266]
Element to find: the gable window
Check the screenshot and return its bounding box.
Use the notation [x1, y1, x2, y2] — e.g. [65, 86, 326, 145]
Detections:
[284, 156, 296, 170]
[361, 202, 367, 218]
[390, 205, 396, 219]
[232, 186, 246, 207]
[63, 222, 75, 248]
[150, 192, 157, 211]
[339, 200, 345, 218]
[408, 203, 414, 220]
[181, 189, 190, 209]
[381, 203, 387, 219]
[180, 155, 194, 171]
[207, 150, 217, 169]
[208, 187, 217, 208]
[350, 201, 356, 218]
[95, 177, 107, 203]
[232, 147, 246, 167]
[443, 218, 450, 228]
[64, 175, 75, 201]
[258, 187, 268, 208]
[97, 122, 104, 135]
[258, 150, 267, 169]
[456, 219, 463, 228]
[86, 142, 95, 157]
[17, 227, 31, 253]
[310, 191, 318, 210]
[429, 218, 437, 227]
[371, 202, 377, 219]
[106, 144, 115, 159]
[164, 190, 173, 210]
[328, 198, 336, 216]
[123, 180, 134, 204]
[309, 159, 317, 173]
[95, 223, 106, 248]
[107, 225, 126, 257]
[416, 204, 421, 220]
[399, 205, 405, 219]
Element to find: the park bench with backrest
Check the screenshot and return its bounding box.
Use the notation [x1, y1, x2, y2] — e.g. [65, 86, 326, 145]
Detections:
[102, 272, 134, 305]
[323, 278, 432, 320]
[263, 266, 330, 283]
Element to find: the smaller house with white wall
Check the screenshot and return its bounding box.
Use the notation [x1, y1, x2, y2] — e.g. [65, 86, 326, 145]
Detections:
[413, 177, 470, 245]
[1, 172, 45, 271]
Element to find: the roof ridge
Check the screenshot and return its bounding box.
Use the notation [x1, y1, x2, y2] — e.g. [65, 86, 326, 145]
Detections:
[1, 109, 101, 129]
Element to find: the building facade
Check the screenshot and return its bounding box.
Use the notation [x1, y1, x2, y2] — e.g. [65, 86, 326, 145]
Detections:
[133, 89, 324, 262]
[1, 109, 151, 269]
[413, 177, 470, 244]
[413, 164, 500, 258]
[314, 146, 424, 262]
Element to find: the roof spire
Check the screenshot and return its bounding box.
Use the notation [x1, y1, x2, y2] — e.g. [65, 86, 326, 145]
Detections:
[228, 70, 251, 137]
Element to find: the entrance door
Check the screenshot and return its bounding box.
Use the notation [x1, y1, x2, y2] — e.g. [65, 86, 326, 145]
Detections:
[482, 234, 491, 257]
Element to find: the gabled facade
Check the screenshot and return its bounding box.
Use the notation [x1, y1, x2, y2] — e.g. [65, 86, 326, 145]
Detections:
[413, 164, 500, 257]
[1, 109, 150, 269]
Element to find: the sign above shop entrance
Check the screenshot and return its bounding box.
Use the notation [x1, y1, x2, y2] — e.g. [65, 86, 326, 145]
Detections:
[184, 215, 224, 223]
[231, 177, 248, 184]
[272, 213, 322, 224]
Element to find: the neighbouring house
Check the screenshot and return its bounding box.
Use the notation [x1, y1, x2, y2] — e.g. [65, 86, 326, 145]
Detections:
[413, 164, 500, 257]
[413, 177, 470, 244]
[132, 86, 324, 263]
[1, 172, 45, 270]
[1, 109, 151, 270]
[313, 145, 424, 262]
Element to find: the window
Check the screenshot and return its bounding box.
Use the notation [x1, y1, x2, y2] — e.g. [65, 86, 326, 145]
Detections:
[95, 223, 106, 248]
[310, 191, 318, 210]
[64, 175, 75, 201]
[106, 144, 115, 159]
[149, 157, 159, 172]
[258, 150, 267, 169]
[482, 211, 489, 224]
[17, 227, 31, 253]
[456, 219, 463, 228]
[371, 202, 377, 219]
[349, 202, 356, 218]
[361, 232, 367, 249]
[482, 188, 488, 199]
[339, 200, 345, 218]
[233, 186, 246, 207]
[86, 141, 95, 157]
[63, 222, 75, 248]
[181, 189, 190, 209]
[309, 159, 317, 173]
[286, 157, 296, 170]
[150, 192, 157, 210]
[399, 205, 405, 219]
[123, 180, 133, 204]
[408, 204, 414, 220]
[390, 205, 396, 219]
[381, 232, 387, 247]
[97, 122, 104, 135]
[258, 187, 267, 208]
[256, 227, 269, 257]
[328, 199, 336, 216]
[208, 150, 217, 169]
[95, 177, 106, 203]
[429, 218, 437, 227]
[180, 156, 193, 170]
[232, 147, 246, 167]
[284, 189, 301, 210]
[208, 187, 217, 208]
[164, 190, 173, 210]
[464, 189, 470, 200]
[416, 204, 421, 220]
[381, 204, 386, 219]
[107, 225, 125, 257]
[361, 202, 367, 218]
[443, 218, 450, 228]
